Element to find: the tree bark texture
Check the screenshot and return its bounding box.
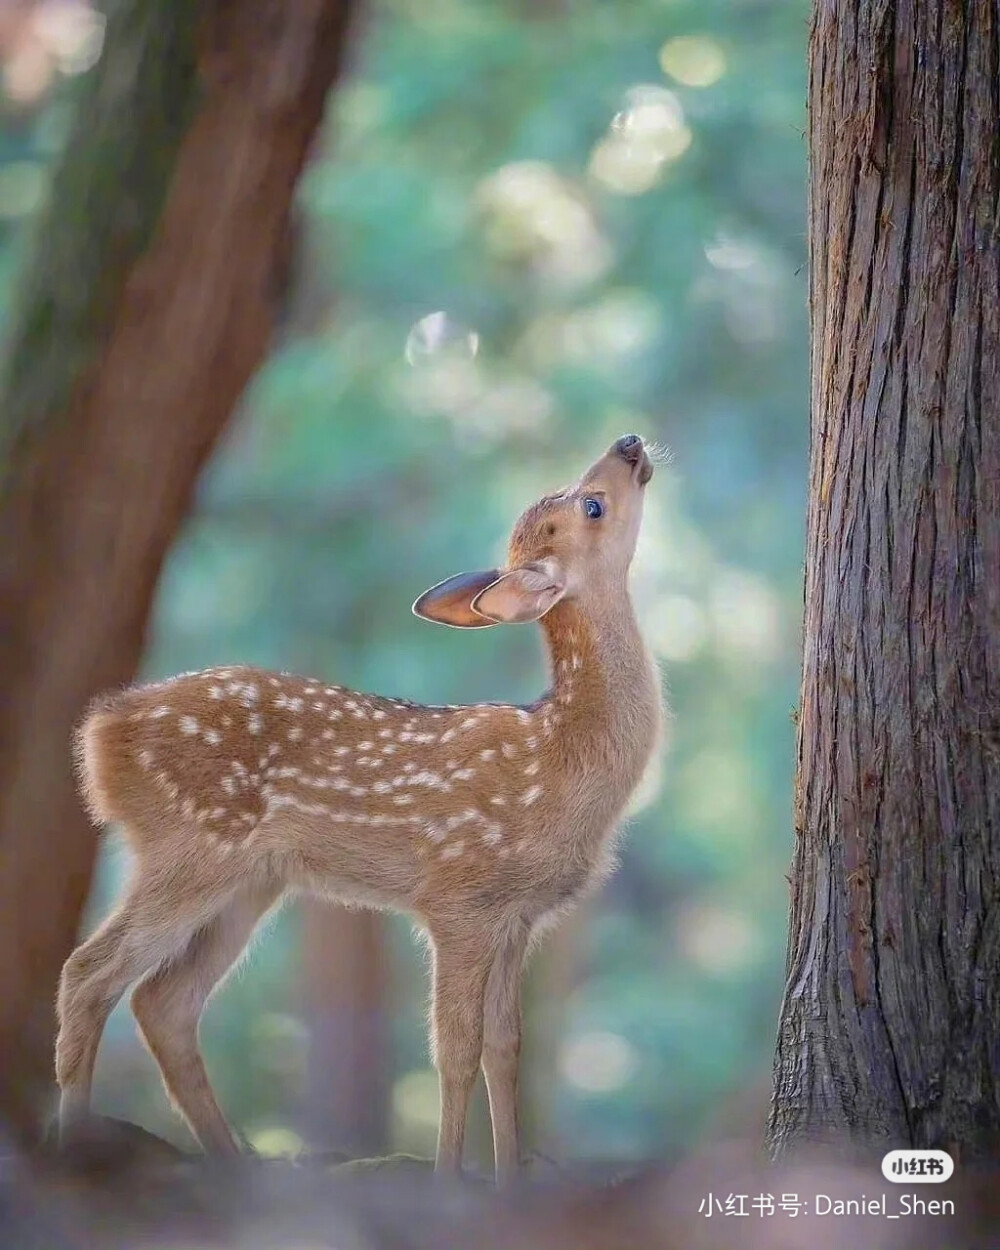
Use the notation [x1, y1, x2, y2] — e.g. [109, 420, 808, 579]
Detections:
[0, 0, 357, 1138]
[768, 0, 1000, 1159]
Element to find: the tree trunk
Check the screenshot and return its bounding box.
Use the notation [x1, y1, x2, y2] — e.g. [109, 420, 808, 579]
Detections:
[768, 0, 1000, 1160]
[300, 903, 390, 1154]
[0, 0, 358, 1140]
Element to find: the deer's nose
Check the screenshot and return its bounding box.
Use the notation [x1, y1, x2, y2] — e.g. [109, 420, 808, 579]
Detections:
[614, 434, 643, 463]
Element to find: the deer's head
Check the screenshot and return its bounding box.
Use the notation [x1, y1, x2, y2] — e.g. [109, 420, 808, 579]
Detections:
[413, 435, 654, 628]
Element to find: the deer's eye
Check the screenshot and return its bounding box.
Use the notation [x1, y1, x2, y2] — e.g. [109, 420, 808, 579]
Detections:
[583, 497, 604, 520]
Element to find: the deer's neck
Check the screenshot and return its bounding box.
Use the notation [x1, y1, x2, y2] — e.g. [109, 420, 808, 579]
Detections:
[537, 592, 660, 768]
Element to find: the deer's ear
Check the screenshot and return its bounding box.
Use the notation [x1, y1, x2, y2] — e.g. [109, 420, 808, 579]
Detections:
[471, 561, 566, 624]
[412, 569, 503, 628]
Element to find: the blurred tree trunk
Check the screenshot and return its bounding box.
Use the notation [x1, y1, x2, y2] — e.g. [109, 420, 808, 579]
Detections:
[300, 880, 390, 1155]
[768, 1, 1000, 1158]
[0, 0, 358, 1141]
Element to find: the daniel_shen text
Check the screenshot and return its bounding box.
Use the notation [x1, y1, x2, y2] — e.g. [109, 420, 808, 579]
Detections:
[815, 1194, 955, 1217]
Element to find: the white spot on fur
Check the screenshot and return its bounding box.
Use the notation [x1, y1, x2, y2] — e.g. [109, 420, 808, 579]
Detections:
[439, 729, 456, 744]
[393, 794, 413, 805]
[288, 726, 303, 742]
[440, 840, 465, 860]
[452, 768, 475, 781]
[407, 769, 448, 791]
[204, 729, 222, 746]
[248, 713, 262, 735]
[179, 716, 199, 735]
[489, 795, 506, 806]
[138, 749, 154, 770]
[501, 742, 517, 759]
[520, 784, 543, 806]
[268, 793, 334, 819]
[524, 760, 540, 776]
[479, 749, 496, 761]
[482, 823, 503, 846]
[208, 686, 223, 700]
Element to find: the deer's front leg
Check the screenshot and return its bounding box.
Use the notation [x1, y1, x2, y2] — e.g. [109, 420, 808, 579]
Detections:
[429, 933, 493, 1176]
[481, 922, 530, 1186]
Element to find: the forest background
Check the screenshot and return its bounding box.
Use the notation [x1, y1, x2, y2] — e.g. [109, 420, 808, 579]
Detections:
[0, 0, 809, 1169]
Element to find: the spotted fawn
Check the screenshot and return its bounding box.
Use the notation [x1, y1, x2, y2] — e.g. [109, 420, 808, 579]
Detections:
[55, 434, 663, 1184]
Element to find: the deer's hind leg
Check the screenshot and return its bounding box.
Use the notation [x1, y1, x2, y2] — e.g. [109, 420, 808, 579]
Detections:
[428, 928, 497, 1175]
[130, 878, 282, 1153]
[55, 871, 227, 1144]
[481, 921, 530, 1186]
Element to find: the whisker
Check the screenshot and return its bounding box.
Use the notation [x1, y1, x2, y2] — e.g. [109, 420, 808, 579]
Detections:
[644, 440, 674, 466]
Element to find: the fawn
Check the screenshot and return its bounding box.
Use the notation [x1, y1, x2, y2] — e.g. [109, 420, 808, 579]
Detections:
[55, 434, 663, 1184]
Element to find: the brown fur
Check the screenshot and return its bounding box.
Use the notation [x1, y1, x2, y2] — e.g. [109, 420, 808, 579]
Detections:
[55, 437, 664, 1184]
